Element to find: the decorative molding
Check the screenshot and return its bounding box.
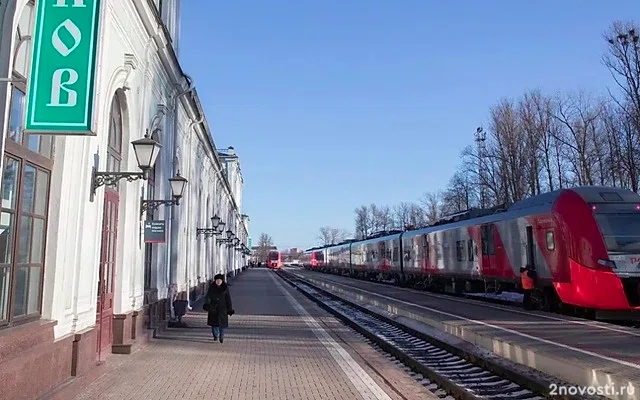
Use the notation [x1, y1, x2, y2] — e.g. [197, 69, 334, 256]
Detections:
[122, 53, 139, 91]
[148, 103, 167, 137]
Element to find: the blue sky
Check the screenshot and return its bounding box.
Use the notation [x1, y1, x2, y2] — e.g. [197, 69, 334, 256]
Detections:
[179, 1, 638, 250]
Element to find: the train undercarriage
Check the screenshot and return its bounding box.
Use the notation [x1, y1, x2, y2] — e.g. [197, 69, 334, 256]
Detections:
[307, 266, 640, 324]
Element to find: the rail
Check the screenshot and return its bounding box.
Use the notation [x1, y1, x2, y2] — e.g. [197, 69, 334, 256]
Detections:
[276, 269, 607, 400]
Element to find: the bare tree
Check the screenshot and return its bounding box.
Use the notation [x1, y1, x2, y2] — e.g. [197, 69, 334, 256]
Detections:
[407, 203, 425, 228]
[603, 21, 640, 191]
[343, 20, 640, 248]
[371, 204, 394, 231]
[255, 233, 274, 262]
[393, 202, 412, 229]
[420, 191, 442, 224]
[488, 98, 530, 203]
[440, 170, 474, 214]
[551, 91, 604, 187]
[317, 226, 349, 245]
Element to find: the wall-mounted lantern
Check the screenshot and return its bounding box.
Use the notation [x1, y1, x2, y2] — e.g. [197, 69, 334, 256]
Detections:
[90, 131, 162, 202]
[196, 215, 225, 238]
[218, 230, 235, 245]
[140, 172, 188, 217]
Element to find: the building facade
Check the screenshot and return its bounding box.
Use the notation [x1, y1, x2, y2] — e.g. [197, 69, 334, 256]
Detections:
[0, 1, 248, 399]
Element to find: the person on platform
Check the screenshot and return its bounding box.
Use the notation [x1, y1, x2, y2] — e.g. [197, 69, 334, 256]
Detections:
[520, 265, 536, 310]
[204, 274, 234, 343]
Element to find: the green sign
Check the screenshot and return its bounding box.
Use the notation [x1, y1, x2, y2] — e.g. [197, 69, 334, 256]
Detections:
[144, 220, 166, 244]
[24, 0, 101, 135]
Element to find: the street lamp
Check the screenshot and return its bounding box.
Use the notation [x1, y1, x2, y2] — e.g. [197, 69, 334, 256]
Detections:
[140, 171, 188, 216]
[132, 133, 162, 173]
[168, 173, 188, 203]
[91, 130, 162, 202]
[218, 229, 235, 245]
[216, 221, 225, 234]
[196, 215, 225, 238]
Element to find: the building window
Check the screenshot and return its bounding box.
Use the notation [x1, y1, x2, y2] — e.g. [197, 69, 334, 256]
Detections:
[107, 96, 123, 178]
[1, 1, 53, 326]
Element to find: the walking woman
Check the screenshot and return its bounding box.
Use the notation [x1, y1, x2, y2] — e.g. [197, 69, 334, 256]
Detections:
[204, 274, 234, 343]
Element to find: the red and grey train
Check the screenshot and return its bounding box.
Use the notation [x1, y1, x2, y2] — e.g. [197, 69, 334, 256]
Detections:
[303, 186, 640, 320]
[267, 250, 282, 269]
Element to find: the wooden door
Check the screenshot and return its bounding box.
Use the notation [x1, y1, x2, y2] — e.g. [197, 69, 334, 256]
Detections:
[96, 190, 119, 359]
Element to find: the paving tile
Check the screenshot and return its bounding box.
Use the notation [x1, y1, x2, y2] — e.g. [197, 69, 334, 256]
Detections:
[45, 269, 436, 400]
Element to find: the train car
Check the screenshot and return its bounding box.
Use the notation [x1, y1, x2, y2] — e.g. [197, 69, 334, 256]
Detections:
[349, 231, 403, 282]
[267, 250, 282, 269]
[302, 247, 326, 270]
[325, 242, 351, 275]
[309, 186, 640, 321]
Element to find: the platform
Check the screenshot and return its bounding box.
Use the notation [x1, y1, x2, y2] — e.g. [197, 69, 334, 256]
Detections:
[290, 268, 640, 400]
[43, 269, 434, 400]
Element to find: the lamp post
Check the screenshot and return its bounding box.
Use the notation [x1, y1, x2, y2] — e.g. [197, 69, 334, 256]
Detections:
[90, 130, 162, 202]
[140, 172, 188, 217]
[475, 126, 486, 209]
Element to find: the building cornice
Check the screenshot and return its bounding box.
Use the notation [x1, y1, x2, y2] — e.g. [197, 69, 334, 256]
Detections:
[134, 0, 242, 214]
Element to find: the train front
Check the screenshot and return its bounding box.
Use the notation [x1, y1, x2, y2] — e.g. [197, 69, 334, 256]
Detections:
[592, 199, 640, 314]
[562, 187, 640, 318]
[267, 251, 281, 269]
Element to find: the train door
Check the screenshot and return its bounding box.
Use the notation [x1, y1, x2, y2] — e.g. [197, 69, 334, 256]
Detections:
[480, 224, 497, 276]
[422, 234, 430, 272]
[525, 226, 535, 271]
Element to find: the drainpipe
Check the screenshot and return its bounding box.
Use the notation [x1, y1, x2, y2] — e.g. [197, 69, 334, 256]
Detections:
[168, 75, 195, 319]
[184, 115, 203, 312]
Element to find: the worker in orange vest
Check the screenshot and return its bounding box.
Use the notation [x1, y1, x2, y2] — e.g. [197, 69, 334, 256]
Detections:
[520, 266, 535, 310]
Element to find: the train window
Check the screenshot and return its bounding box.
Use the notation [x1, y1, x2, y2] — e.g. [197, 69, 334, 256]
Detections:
[393, 246, 399, 261]
[404, 248, 412, 261]
[594, 213, 640, 253]
[422, 235, 430, 259]
[467, 240, 474, 261]
[546, 231, 555, 250]
[481, 225, 495, 255]
[456, 241, 466, 261]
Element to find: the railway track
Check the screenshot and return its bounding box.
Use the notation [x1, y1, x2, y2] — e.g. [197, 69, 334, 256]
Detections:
[276, 270, 603, 400]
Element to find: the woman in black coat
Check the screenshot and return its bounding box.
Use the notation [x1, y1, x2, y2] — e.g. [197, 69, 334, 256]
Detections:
[204, 274, 234, 343]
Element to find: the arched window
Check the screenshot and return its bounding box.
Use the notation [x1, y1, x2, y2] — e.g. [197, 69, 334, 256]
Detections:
[106, 95, 123, 177]
[0, 1, 53, 325]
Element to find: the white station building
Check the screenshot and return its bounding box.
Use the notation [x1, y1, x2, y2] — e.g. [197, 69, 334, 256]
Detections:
[0, 1, 249, 398]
